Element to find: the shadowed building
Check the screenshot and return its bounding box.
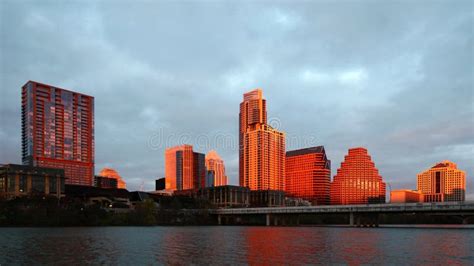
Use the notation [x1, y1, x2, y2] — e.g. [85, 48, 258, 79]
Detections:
[286, 146, 331, 205]
[205, 150, 228, 187]
[330, 147, 386, 205]
[417, 161, 466, 202]
[165, 145, 205, 191]
[98, 168, 126, 189]
[239, 89, 285, 191]
[21, 81, 94, 186]
[94, 175, 118, 189]
[155, 177, 165, 191]
[0, 164, 65, 199]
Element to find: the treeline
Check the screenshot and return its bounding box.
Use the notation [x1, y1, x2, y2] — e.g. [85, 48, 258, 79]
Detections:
[0, 196, 215, 227]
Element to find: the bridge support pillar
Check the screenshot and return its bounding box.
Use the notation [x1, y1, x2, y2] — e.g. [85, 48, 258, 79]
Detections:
[217, 215, 222, 225]
[349, 212, 354, 226]
[266, 214, 270, 226]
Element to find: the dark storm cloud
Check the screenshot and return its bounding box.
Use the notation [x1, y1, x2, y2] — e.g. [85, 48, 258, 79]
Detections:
[1, 0, 472, 198]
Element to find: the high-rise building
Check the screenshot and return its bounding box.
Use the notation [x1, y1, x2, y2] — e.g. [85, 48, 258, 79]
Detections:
[330, 147, 386, 205]
[165, 145, 205, 191]
[205, 150, 228, 187]
[21, 81, 94, 186]
[286, 146, 331, 205]
[239, 89, 285, 191]
[417, 161, 466, 202]
[98, 168, 126, 189]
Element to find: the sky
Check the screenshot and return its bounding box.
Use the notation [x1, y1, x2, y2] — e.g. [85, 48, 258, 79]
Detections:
[0, 0, 473, 198]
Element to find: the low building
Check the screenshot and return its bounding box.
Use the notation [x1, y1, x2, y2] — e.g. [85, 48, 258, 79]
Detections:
[197, 185, 250, 208]
[94, 175, 118, 189]
[65, 185, 130, 209]
[390, 189, 422, 203]
[0, 164, 65, 199]
[249, 190, 285, 207]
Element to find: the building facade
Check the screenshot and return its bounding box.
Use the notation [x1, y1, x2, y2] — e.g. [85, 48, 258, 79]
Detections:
[21, 81, 94, 186]
[205, 150, 228, 187]
[330, 147, 386, 205]
[239, 89, 285, 191]
[417, 161, 466, 202]
[165, 145, 205, 191]
[249, 190, 286, 207]
[94, 175, 118, 189]
[390, 189, 422, 203]
[0, 164, 65, 199]
[99, 168, 126, 189]
[285, 146, 331, 205]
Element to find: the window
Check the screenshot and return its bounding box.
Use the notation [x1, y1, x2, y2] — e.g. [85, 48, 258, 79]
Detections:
[8, 175, 15, 192]
[32, 176, 45, 193]
[49, 176, 57, 194]
[19, 175, 27, 193]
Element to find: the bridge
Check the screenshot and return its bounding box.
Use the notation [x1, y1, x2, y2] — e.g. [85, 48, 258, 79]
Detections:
[210, 202, 474, 226]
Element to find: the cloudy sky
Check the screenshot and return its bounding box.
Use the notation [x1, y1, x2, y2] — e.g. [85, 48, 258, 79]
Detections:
[1, 0, 473, 198]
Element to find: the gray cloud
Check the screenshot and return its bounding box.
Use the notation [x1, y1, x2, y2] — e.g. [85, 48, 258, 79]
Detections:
[1, 0, 472, 199]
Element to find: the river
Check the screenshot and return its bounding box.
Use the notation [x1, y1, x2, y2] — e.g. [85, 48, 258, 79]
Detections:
[1, 226, 473, 265]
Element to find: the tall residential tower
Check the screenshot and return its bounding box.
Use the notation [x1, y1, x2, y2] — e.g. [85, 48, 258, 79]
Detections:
[21, 81, 94, 186]
[239, 89, 285, 191]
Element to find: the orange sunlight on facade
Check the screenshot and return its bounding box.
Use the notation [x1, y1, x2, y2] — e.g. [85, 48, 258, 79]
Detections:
[239, 89, 285, 191]
[285, 146, 330, 205]
[330, 147, 386, 205]
[165, 145, 205, 191]
[98, 168, 127, 189]
[205, 150, 228, 186]
[417, 161, 466, 202]
[21, 81, 94, 186]
[390, 189, 421, 203]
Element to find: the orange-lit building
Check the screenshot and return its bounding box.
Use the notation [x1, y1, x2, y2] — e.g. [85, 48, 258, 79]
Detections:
[285, 146, 331, 205]
[98, 168, 127, 189]
[417, 160, 466, 202]
[21, 81, 94, 186]
[390, 189, 422, 203]
[205, 150, 228, 187]
[165, 145, 205, 191]
[330, 147, 386, 205]
[239, 89, 285, 191]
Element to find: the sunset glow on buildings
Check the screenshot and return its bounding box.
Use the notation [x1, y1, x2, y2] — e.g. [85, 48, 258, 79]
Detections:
[205, 150, 228, 187]
[239, 89, 285, 191]
[417, 161, 466, 202]
[165, 145, 205, 191]
[21, 81, 94, 186]
[330, 147, 386, 205]
[390, 189, 422, 203]
[285, 146, 331, 205]
[98, 168, 127, 189]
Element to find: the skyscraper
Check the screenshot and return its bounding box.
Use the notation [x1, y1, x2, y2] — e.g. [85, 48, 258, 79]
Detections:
[286, 146, 331, 205]
[165, 145, 205, 191]
[22, 81, 94, 186]
[205, 150, 228, 187]
[330, 147, 386, 205]
[417, 161, 466, 202]
[239, 89, 285, 191]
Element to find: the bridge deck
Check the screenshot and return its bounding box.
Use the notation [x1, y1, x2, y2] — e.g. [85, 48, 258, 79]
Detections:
[211, 202, 474, 215]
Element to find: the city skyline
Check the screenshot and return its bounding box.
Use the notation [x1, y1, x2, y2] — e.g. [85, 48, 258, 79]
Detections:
[0, 1, 472, 198]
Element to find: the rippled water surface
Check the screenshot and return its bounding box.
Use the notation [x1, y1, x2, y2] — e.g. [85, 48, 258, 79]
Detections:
[1, 226, 473, 265]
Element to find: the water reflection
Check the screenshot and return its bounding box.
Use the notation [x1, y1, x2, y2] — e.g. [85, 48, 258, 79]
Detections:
[0, 227, 473, 265]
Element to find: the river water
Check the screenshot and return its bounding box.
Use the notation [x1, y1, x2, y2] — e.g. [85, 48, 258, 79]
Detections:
[1, 226, 473, 265]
